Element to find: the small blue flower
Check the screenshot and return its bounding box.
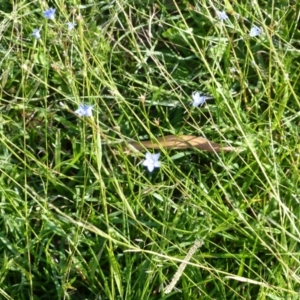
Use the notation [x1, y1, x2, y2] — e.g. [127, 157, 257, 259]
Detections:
[31, 29, 41, 39]
[43, 8, 56, 20]
[216, 10, 229, 21]
[249, 25, 262, 37]
[142, 152, 161, 172]
[66, 22, 77, 31]
[75, 104, 93, 117]
[192, 92, 210, 107]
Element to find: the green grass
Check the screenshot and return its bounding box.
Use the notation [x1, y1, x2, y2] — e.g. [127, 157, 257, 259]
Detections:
[0, 0, 300, 299]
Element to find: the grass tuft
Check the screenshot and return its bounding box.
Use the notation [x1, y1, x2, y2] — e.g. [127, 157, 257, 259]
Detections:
[0, 0, 300, 299]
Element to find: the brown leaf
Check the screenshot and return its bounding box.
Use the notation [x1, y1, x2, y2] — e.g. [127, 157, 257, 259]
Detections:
[128, 135, 236, 152]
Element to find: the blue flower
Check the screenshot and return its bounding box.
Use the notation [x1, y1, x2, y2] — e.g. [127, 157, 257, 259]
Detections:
[192, 92, 210, 107]
[74, 104, 93, 117]
[43, 8, 56, 20]
[31, 29, 41, 39]
[66, 22, 77, 30]
[216, 10, 229, 21]
[142, 152, 161, 172]
[249, 25, 262, 37]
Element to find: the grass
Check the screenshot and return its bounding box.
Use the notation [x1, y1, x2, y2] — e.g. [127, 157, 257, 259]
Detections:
[0, 0, 300, 299]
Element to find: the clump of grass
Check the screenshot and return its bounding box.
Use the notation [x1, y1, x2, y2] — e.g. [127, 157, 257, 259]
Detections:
[0, 1, 300, 299]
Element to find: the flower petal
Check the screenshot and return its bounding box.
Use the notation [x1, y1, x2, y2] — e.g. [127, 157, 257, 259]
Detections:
[216, 10, 228, 21]
[142, 159, 150, 167]
[75, 104, 93, 117]
[249, 25, 262, 37]
[154, 161, 161, 168]
[152, 153, 160, 161]
[147, 164, 155, 172]
[145, 152, 152, 160]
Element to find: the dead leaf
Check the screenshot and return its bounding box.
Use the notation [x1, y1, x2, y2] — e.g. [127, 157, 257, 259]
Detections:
[128, 135, 236, 152]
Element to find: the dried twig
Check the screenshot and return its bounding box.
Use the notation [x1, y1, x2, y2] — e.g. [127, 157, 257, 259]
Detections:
[164, 239, 204, 294]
